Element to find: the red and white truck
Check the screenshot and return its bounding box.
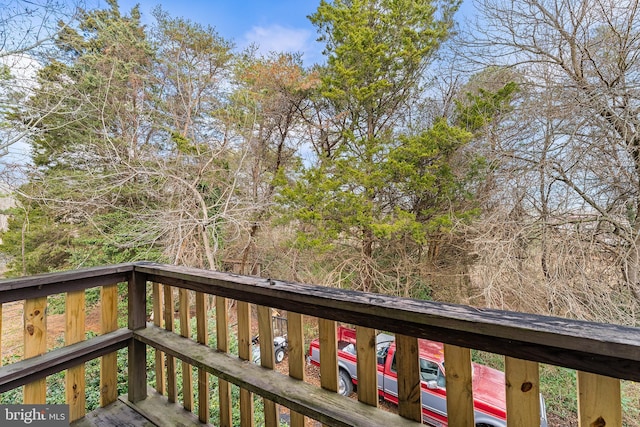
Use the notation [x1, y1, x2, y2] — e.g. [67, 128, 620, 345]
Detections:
[308, 325, 548, 427]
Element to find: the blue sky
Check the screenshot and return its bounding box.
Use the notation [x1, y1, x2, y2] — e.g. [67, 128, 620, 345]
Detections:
[114, 0, 475, 67]
[116, 0, 325, 65]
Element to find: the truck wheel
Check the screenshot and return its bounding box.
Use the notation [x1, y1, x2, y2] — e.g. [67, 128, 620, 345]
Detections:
[338, 369, 353, 396]
[275, 348, 285, 364]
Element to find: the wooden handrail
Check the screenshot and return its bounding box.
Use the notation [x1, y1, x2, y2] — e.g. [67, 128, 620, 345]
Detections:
[0, 262, 635, 427]
[135, 262, 640, 382]
[0, 329, 131, 393]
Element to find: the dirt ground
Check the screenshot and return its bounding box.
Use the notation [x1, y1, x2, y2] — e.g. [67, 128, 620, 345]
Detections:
[1, 300, 103, 361]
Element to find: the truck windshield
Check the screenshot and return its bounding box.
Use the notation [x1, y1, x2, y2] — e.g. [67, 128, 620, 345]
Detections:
[420, 359, 446, 387]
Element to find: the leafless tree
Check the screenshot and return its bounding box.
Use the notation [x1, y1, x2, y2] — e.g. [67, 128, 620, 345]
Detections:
[456, 0, 640, 322]
[0, 0, 84, 156]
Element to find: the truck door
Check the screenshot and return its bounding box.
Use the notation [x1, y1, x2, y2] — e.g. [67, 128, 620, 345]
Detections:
[420, 358, 448, 425]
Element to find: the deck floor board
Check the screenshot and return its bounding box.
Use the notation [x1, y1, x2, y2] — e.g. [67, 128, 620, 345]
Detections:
[71, 387, 212, 427]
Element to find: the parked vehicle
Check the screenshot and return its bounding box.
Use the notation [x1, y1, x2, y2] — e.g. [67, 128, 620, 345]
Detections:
[252, 334, 287, 364]
[308, 325, 548, 427]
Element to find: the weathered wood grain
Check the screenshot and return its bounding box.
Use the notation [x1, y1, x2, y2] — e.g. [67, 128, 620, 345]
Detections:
[135, 262, 640, 382]
[443, 344, 474, 426]
[396, 335, 421, 422]
[24, 296, 47, 404]
[0, 329, 130, 393]
[66, 290, 86, 421]
[506, 357, 540, 427]
[258, 304, 278, 427]
[134, 325, 421, 427]
[128, 271, 147, 403]
[216, 295, 232, 426]
[288, 312, 305, 427]
[356, 326, 378, 408]
[577, 372, 621, 427]
[0, 264, 133, 304]
[195, 291, 208, 423]
[100, 284, 118, 406]
[71, 398, 155, 427]
[179, 288, 193, 412]
[163, 284, 176, 403]
[152, 283, 165, 395]
[122, 387, 215, 427]
[236, 300, 254, 427]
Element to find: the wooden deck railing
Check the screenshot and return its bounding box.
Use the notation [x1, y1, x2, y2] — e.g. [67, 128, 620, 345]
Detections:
[0, 262, 638, 427]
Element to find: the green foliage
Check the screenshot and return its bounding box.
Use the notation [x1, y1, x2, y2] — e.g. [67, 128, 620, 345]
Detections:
[0, 64, 11, 81]
[0, 203, 77, 276]
[274, 0, 472, 293]
[539, 366, 577, 419]
[455, 80, 519, 133]
[311, 0, 459, 120]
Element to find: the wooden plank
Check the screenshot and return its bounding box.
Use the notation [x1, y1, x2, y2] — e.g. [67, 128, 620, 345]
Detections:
[288, 312, 305, 427]
[195, 291, 209, 423]
[0, 303, 3, 367]
[236, 300, 254, 427]
[577, 371, 621, 427]
[443, 344, 474, 427]
[395, 334, 421, 422]
[505, 357, 540, 427]
[24, 296, 47, 403]
[356, 326, 378, 407]
[258, 305, 277, 427]
[128, 271, 147, 403]
[136, 263, 640, 382]
[71, 398, 155, 427]
[0, 329, 130, 393]
[179, 288, 193, 411]
[216, 295, 232, 426]
[121, 387, 215, 427]
[66, 290, 86, 421]
[152, 282, 165, 395]
[100, 284, 118, 406]
[163, 284, 177, 403]
[319, 318, 338, 393]
[135, 325, 421, 427]
[0, 264, 133, 304]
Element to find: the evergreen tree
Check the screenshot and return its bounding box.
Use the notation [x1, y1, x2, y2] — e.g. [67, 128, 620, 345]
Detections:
[281, 0, 465, 294]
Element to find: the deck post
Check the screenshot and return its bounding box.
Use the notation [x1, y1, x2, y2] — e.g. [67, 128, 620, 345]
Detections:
[128, 269, 148, 403]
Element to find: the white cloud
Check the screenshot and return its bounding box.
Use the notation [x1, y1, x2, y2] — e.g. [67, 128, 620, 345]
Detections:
[242, 25, 321, 65]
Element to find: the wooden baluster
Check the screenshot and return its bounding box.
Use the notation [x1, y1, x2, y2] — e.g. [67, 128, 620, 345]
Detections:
[127, 272, 147, 403]
[577, 372, 621, 427]
[356, 326, 378, 407]
[217, 296, 232, 426]
[152, 283, 165, 394]
[237, 300, 254, 427]
[100, 284, 118, 406]
[0, 303, 3, 367]
[258, 305, 277, 427]
[395, 334, 421, 422]
[195, 291, 209, 423]
[164, 285, 177, 402]
[288, 312, 305, 427]
[66, 290, 86, 421]
[443, 344, 474, 426]
[318, 318, 337, 427]
[505, 357, 540, 427]
[179, 288, 193, 411]
[24, 297, 47, 403]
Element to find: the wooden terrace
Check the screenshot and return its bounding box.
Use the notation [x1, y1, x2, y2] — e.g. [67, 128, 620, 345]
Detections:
[0, 262, 637, 426]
